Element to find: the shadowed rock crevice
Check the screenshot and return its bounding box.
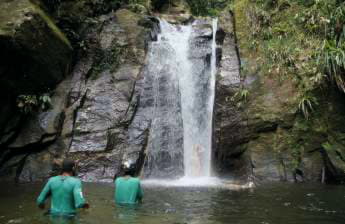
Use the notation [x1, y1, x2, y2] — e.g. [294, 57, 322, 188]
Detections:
[68, 89, 89, 151]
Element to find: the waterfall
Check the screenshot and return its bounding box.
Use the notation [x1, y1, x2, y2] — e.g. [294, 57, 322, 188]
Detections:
[208, 18, 218, 175]
[128, 18, 219, 182]
[182, 18, 218, 178]
[185, 18, 218, 178]
[139, 20, 192, 178]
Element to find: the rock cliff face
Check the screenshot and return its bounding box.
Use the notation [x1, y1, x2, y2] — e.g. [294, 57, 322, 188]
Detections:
[1, 0, 345, 184]
[232, 72, 345, 184]
[214, 10, 345, 185]
[214, 9, 345, 185]
[213, 11, 250, 181]
[0, 3, 159, 182]
[0, 0, 72, 181]
[0, 0, 72, 156]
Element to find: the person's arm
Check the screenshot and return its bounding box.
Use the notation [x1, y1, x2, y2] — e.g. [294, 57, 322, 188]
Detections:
[137, 181, 144, 203]
[36, 179, 51, 209]
[114, 178, 119, 203]
[73, 180, 89, 209]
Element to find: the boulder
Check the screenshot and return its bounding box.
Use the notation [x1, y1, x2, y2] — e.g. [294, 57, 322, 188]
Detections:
[0, 0, 72, 175]
[0, 0, 72, 95]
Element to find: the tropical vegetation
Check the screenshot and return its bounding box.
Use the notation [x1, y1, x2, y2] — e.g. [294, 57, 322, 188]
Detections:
[233, 0, 345, 118]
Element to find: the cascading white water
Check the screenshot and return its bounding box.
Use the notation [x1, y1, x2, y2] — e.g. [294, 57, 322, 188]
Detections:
[131, 18, 252, 188]
[208, 18, 218, 175]
[137, 18, 219, 183]
[137, 20, 192, 178]
[181, 18, 218, 179]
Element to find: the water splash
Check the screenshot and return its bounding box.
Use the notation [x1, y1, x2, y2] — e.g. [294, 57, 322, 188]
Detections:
[142, 177, 254, 189]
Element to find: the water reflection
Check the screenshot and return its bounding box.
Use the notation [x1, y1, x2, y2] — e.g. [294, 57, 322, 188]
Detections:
[114, 205, 140, 224]
[0, 182, 345, 224]
[48, 215, 79, 224]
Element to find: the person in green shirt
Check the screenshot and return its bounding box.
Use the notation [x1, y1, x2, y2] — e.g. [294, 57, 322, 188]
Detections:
[114, 160, 143, 205]
[37, 159, 89, 216]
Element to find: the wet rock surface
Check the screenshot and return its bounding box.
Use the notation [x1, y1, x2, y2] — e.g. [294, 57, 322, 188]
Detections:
[214, 10, 345, 184]
[59, 9, 156, 182]
[0, 7, 158, 182]
[214, 11, 251, 182]
[0, 0, 71, 181]
[242, 78, 345, 184]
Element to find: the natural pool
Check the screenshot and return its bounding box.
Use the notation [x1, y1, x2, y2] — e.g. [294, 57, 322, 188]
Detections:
[0, 182, 345, 224]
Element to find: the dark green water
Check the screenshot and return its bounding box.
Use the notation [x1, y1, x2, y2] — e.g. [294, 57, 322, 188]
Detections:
[0, 182, 345, 224]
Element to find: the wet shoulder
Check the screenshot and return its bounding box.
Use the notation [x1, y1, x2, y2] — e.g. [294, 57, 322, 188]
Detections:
[115, 177, 140, 184]
[49, 176, 61, 183]
[49, 176, 81, 185]
[67, 176, 82, 184]
[115, 177, 126, 184]
[129, 177, 141, 184]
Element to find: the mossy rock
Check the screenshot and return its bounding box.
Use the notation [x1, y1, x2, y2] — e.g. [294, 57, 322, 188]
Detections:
[126, 3, 149, 15]
[153, 0, 190, 14]
[0, 0, 72, 95]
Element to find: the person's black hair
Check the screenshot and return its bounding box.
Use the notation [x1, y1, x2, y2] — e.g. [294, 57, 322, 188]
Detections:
[123, 169, 135, 176]
[61, 159, 76, 174]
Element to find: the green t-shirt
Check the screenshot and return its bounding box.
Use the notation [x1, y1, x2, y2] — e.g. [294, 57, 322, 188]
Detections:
[37, 176, 86, 215]
[114, 177, 143, 204]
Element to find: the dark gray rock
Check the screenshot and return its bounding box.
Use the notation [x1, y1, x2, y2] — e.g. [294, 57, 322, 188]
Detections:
[0, 0, 72, 176]
[0, 8, 155, 182]
[213, 11, 251, 181]
[0, 154, 27, 182]
[60, 10, 153, 182]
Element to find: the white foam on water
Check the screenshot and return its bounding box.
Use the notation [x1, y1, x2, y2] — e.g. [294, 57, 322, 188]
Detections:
[142, 177, 254, 190]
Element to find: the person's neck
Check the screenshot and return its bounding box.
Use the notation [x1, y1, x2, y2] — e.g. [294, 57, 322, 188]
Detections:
[61, 172, 73, 177]
[124, 175, 131, 179]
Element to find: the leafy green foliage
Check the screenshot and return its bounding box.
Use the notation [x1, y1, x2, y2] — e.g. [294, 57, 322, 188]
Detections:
[149, 0, 231, 15]
[298, 94, 318, 119]
[234, 0, 345, 119]
[230, 88, 249, 108]
[320, 39, 345, 91]
[87, 41, 123, 80]
[17, 94, 52, 114]
[186, 0, 231, 16]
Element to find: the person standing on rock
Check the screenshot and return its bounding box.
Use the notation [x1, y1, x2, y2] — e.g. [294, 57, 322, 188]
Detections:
[114, 160, 143, 205]
[36, 159, 89, 217]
